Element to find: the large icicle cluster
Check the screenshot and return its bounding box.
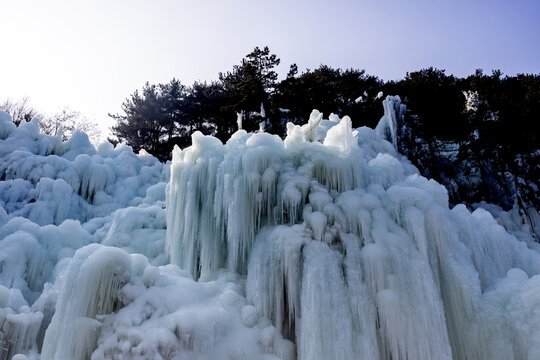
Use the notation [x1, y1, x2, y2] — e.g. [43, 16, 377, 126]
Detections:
[167, 97, 540, 360]
[0, 110, 295, 359]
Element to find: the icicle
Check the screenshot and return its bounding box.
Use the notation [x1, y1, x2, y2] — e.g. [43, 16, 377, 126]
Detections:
[247, 225, 306, 340]
[341, 233, 380, 358]
[236, 111, 243, 130]
[375, 95, 402, 148]
[298, 242, 355, 360]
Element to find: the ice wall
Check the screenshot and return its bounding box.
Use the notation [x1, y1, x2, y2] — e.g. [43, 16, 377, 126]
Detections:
[1, 100, 540, 359]
[167, 101, 540, 360]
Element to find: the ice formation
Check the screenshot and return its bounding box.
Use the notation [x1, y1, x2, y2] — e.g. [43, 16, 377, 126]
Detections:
[166, 97, 540, 360]
[41, 244, 131, 359]
[0, 94, 540, 360]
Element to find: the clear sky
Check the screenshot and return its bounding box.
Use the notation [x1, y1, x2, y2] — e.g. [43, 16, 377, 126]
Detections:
[1, 0, 539, 137]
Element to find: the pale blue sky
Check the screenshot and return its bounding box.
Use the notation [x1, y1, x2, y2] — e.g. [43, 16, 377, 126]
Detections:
[1, 0, 539, 136]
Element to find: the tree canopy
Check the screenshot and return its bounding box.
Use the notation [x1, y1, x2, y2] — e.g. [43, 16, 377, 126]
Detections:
[108, 46, 539, 214]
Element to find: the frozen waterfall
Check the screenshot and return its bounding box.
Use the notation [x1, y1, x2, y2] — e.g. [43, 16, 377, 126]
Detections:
[0, 96, 540, 359]
[166, 96, 540, 360]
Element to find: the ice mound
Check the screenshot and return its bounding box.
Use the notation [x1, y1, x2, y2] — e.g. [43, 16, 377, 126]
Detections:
[41, 244, 131, 359]
[0, 111, 166, 225]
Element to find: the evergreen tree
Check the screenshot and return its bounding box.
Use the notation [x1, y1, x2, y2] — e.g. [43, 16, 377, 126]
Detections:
[184, 81, 236, 142]
[111, 80, 187, 159]
[274, 65, 383, 129]
[219, 46, 280, 132]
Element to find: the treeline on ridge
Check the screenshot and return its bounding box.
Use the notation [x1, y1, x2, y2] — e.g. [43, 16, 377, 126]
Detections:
[109, 47, 385, 155]
[110, 46, 539, 217]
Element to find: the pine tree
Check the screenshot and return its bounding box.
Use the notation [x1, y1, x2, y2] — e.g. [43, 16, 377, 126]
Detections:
[219, 46, 280, 132]
[110, 80, 187, 159]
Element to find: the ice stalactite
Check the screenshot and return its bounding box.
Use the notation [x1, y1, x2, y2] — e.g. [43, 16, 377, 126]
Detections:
[166, 130, 289, 279]
[375, 95, 406, 148]
[236, 111, 243, 130]
[298, 241, 355, 359]
[167, 122, 353, 280]
[526, 207, 540, 239]
[341, 233, 380, 359]
[247, 226, 305, 341]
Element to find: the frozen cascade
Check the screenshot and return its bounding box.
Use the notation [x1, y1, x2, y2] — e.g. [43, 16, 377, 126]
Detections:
[1, 100, 540, 359]
[298, 241, 355, 359]
[167, 105, 540, 360]
[246, 225, 306, 340]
